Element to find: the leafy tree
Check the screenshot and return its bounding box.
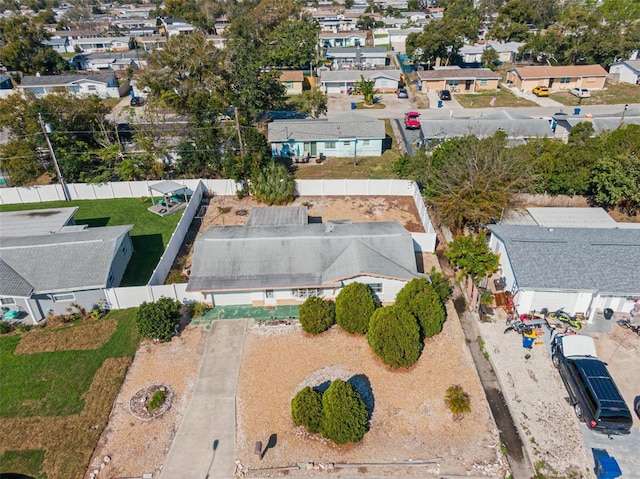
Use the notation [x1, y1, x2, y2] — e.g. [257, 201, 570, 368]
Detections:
[335, 282, 378, 334]
[421, 132, 535, 232]
[299, 296, 335, 334]
[357, 15, 383, 30]
[262, 17, 319, 68]
[136, 297, 182, 342]
[481, 47, 500, 67]
[428, 267, 452, 304]
[291, 89, 328, 118]
[395, 278, 446, 339]
[406, 13, 477, 66]
[445, 233, 499, 282]
[589, 155, 640, 215]
[354, 74, 376, 106]
[444, 385, 471, 420]
[0, 17, 67, 73]
[251, 160, 296, 205]
[490, 0, 537, 42]
[291, 386, 323, 433]
[367, 305, 422, 368]
[320, 380, 368, 444]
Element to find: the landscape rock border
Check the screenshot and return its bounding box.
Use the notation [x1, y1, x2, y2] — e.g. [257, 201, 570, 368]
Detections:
[129, 383, 174, 421]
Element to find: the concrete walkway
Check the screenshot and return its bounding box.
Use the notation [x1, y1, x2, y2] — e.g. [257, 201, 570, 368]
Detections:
[160, 319, 249, 479]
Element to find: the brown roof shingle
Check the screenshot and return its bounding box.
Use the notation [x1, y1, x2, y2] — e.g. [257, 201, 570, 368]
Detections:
[511, 65, 608, 79]
[279, 70, 304, 82]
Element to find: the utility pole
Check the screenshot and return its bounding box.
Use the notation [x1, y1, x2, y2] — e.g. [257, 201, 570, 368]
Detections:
[233, 106, 244, 159]
[38, 113, 70, 201]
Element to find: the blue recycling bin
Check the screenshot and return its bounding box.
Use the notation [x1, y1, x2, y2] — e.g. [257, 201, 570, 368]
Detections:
[350, 102, 356, 110]
[437, 100, 443, 108]
[522, 333, 535, 349]
[418, 85, 422, 91]
[574, 107, 581, 115]
[593, 449, 622, 479]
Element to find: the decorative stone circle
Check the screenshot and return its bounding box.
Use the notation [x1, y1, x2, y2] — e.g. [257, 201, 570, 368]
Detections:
[129, 384, 173, 420]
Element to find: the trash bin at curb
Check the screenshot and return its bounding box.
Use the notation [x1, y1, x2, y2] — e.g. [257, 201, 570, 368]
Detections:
[574, 107, 581, 115]
[593, 449, 621, 479]
[603, 308, 614, 320]
[350, 102, 356, 110]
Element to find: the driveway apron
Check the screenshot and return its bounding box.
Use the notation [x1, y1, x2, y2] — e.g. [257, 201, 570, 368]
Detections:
[160, 319, 249, 479]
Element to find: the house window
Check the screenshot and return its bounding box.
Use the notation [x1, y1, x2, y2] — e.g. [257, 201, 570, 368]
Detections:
[265, 289, 274, 298]
[325, 142, 336, 149]
[52, 293, 75, 302]
[368, 283, 383, 293]
[284, 81, 294, 89]
[343, 141, 350, 146]
[291, 288, 322, 299]
[480, 79, 488, 85]
[0, 297, 16, 305]
[122, 243, 128, 255]
[88, 85, 97, 91]
[362, 140, 370, 146]
[107, 271, 114, 284]
[560, 77, 571, 84]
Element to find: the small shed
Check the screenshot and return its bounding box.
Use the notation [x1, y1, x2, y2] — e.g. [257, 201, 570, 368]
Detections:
[148, 181, 191, 216]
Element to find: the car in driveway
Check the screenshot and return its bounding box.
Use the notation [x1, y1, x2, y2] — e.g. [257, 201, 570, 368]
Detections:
[396, 88, 409, 98]
[533, 86, 550, 97]
[551, 333, 633, 435]
[569, 87, 591, 98]
[439, 89, 451, 100]
[404, 111, 421, 130]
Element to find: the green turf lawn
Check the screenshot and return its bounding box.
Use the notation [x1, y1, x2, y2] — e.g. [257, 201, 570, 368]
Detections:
[0, 198, 183, 286]
[0, 309, 139, 417]
[0, 450, 46, 479]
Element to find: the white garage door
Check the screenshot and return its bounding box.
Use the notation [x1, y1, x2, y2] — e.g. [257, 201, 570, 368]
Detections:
[324, 82, 343, 94]
[529, 291, 580, 315]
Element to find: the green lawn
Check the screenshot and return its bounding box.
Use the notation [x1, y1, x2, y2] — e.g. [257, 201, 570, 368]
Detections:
[0, 198, 183, 286]
[0, 309, 139, 479]
[456, 88, 538, 108]
[0, 310, 139, 417]
[550, 82, 640, 106]
[294, 119, 401, 179]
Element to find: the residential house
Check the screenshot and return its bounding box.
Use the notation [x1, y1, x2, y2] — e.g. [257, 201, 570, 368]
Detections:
[608, 59, 640, 85]
[72, 51, 141, 72]
[139, 35, 167, 51]
[69, 36, 133, 53]
[17, 73, 125, 99]
[319, 69, 401, 93]
[551, 108, 640, 142]
[161, 18, 196, 37]
[268, 113, 385, 158]
[489, 42, 524, 64]
[186, 209, 423, 306]
[488, 223, 640, 321]
[386, 28, 422, 52]
[417, 111, 552, 148]
[0, 74, 12, 98]
[319, 31, 367, 48]
[416, 66, 500, 93]
[505, 65, 608, 92]
[0, 207, 133, 322]
[206, 34, 226, 50]
[325, 47, 388, 68]
[279, 70, 304, 95]
[42, 37, 72, 53]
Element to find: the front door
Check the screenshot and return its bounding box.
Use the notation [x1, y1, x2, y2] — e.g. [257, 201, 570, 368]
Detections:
[304, 142, 317, 156]
[465, 79, 472, 91]
[548, 78, 554, 88]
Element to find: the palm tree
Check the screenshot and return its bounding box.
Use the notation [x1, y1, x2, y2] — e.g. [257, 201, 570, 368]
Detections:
[251, 160, 296, 205]
[355, 74, 376, 106]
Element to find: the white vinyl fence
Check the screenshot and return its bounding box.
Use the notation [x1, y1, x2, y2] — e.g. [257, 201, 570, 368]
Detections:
[2, 179, 437, 311]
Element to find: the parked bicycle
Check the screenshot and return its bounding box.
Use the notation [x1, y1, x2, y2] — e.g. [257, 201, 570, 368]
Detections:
[542, 308, 583, 330]
[616, 318, 640, 336]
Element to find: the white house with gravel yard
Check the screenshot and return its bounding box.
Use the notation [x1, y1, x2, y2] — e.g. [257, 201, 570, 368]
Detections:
[186, 206, 424, 306]
[488, 224, 640, 320]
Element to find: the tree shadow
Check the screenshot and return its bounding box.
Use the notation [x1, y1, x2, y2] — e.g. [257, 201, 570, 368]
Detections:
[75, 217, 111, 228]
[260, 433, 277, 459]
[348, 374, 374, 424]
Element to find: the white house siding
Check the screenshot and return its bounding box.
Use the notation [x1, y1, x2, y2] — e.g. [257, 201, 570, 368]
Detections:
[489, 235, 518, 295]
[591, 295, 638, 317]
[520, 290, 581, 316]
[609, 64, 640, 85]
[342, 276, 407, 303]
[209, 291, 255, 306]
[319, 138, 383, 158]
[28, 289, 107, 321]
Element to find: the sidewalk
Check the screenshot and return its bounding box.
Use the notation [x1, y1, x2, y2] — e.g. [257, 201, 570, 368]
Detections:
[160, 319, 249, 479]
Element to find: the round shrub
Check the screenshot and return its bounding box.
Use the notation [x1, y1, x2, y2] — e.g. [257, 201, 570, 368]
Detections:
[136, 296, 181, 342]
[396, 278, 446, 339]
[428, 266, 452, 303]
[299, 296, 335, 334]
[0, 321, 12, 335]
[320, 380, 368, 445]
[335, 282, 377, 334]
[291, 386, 323, 434]
[367, 305, 422, 368]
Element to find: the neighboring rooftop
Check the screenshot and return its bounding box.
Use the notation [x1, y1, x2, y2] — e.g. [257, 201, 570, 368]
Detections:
[488, 225, 640, 294]
[268, 113, 385, 142]
[499, 207, 640, 229]
[0, 207, 78, 237]
[246, 206, 308, 227]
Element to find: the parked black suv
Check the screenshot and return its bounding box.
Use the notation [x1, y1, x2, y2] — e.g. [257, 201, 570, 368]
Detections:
[552, 337, 632, 435]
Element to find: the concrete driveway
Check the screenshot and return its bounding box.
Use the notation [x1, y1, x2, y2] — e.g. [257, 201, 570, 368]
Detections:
[160, 319, 249, 479]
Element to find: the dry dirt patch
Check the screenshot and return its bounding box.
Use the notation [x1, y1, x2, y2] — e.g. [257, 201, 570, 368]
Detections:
[14, 318, 117, 354]
[236, 320, 505, 477]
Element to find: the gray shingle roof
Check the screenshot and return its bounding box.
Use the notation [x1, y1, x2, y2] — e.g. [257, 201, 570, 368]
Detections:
[0, 207, 78, 237]
[268, 113, 385, 142]
[246, 207, 308, 227]
[489, 225, 640, 295]
[420, 111, 552, 139]
[187, 221, 420, 292]
[417, 68, 500, 80]
[0, 225, 133, 295]
[20, 73, 116, 87]
[0, 260, 34, 297]
[319, 70, 401, 83]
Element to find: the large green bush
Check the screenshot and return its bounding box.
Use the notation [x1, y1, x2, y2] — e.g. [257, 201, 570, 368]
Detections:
[320, 380, 368, 445]
[395, 278, 446, 339]
[335, 282, 377, 334]
[299, 296, 335, 334]
[291, 386, 323, 434]
[367, 305, 422, 368]
[428, 266, 452, 303]
[135, 296, 181, 342]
